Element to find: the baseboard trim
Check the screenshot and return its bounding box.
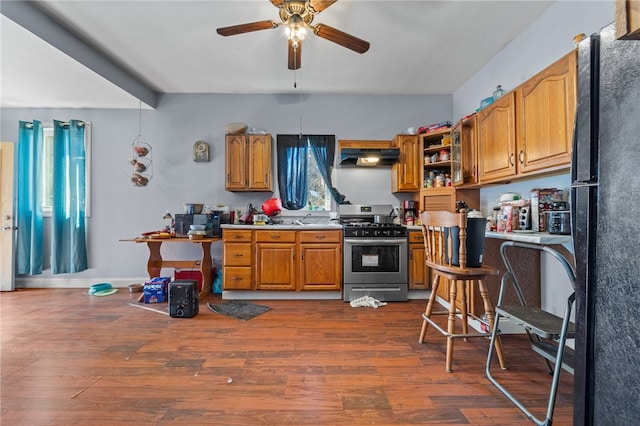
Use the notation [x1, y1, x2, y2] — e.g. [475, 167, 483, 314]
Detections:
[222, 291, 342, 300]
[16, 277, 149, 289]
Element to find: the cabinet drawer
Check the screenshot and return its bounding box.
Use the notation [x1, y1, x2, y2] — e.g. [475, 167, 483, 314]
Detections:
[223, 243, 252, 266]
[223, 267, 253, 290]
[409, 231, 424, 244]
[255, 230, 296, 243]
[299, 230, 341, 243]
[223, 229, 253, 242]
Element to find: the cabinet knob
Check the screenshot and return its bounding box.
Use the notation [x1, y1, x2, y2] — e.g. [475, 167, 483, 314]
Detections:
[509, 153, 515, 166]
[518, 150, 524, 164]
[270, 235, 281, 239]
[315, 235, 326, 240]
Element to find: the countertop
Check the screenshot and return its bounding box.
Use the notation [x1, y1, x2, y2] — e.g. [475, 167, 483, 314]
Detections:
[222, 224, 572, 244]
[406, 226, 572, 245]
[221, 223, 343, 230]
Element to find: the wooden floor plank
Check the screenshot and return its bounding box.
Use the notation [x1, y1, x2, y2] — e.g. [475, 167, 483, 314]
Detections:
[0, 288, 573, 425]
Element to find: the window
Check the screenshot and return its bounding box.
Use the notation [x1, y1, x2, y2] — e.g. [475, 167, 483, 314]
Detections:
[277, 134, 342, 212]
[41, 122, 92, 217]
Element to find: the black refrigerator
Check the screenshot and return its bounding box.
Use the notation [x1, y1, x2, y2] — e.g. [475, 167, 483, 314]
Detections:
[571, 23, 640, 425]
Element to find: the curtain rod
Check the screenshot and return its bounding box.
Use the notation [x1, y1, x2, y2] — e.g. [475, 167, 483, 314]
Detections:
[23, 120, 86, 128]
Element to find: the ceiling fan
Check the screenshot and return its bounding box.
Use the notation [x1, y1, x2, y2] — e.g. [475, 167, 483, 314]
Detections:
[216, 0, 370, 70]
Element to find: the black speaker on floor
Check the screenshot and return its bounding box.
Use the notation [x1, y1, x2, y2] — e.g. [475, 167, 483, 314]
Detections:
[169, 280, 199, 318]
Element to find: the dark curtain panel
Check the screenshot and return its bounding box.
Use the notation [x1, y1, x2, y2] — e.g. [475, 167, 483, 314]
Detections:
[277, 135, 308, 210]
[308, 135, 347, 204]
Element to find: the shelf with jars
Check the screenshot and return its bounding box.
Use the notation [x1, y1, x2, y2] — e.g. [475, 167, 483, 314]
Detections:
[420, 128, 452, 189]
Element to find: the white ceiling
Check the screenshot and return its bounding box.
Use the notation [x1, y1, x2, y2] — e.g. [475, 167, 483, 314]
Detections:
[0, 0, 554, 109]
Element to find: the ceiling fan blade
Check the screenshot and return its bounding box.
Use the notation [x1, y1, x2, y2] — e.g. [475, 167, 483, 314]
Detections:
[269, 0, 286, 8]
[216, 20, 278, 36]
[314, 24, 370, 54]
[288, 39, 302, 70]
[308, 0, 337, 13]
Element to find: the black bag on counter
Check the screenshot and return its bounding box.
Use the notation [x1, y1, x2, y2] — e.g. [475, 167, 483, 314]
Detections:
[443, 217, 486, 268]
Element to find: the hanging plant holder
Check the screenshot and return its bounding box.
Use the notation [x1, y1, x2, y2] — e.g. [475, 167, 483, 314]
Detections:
[130, 103, 153, 187]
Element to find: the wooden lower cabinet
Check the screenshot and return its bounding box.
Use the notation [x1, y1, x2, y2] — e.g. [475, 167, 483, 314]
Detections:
[223, 228, 342, 291]
[299, 231, 342, 290]
[222, 229, 253, 290]
[408, 230, 429, 290]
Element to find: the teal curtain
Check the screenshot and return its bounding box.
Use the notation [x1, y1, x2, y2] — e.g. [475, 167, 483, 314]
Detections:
[16, 120, 44, 275]
[51, 120, 87, 274]
[277, 135, 308, 210]
[308, 135, 347, 204]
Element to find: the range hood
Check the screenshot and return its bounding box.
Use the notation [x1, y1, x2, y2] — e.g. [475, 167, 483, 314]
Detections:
[338, 140, 400, 167]
[339, 148, 400, 166]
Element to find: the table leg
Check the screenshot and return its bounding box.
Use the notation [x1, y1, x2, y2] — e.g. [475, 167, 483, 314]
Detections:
[199, 241, 213, 299]
[146, 241, 162, 278]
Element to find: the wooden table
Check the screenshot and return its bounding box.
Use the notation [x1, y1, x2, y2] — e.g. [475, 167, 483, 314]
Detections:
[126, 237, 221, 300]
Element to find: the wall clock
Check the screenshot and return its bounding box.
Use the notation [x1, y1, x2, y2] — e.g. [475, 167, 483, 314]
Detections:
[193, 140, 210, 162]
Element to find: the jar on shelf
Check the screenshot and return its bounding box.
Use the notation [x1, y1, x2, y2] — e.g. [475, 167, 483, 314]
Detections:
[493, 85, 506, 100]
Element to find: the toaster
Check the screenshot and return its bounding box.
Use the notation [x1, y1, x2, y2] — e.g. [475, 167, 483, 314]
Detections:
[547, 211, 571, 235]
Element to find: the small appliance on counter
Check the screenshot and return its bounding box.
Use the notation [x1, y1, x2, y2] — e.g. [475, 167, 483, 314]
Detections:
[545, 202, 570, 234]
[400, 200, 418, 226]
[174, 213, 221, 237]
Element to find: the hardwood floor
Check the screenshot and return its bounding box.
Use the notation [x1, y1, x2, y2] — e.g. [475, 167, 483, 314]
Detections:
[0, 289, 573, 425]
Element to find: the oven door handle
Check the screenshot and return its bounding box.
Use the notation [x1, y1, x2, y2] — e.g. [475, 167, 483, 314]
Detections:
[344, 239, 407, 245]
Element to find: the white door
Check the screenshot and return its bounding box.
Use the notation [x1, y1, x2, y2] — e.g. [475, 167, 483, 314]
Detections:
[0, 142, 16, 291]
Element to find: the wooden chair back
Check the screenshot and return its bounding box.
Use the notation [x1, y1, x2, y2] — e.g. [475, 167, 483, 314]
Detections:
[420, 210, 468, 269]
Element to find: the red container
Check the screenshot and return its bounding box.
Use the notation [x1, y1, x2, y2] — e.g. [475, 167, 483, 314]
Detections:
[261, 198, 282, 217]
[174, 268, 215, 292]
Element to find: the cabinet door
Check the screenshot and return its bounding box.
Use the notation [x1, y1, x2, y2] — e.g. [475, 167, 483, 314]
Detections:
[452, 115, 478, 186]
[478, 92, 517, 183]
[299, 243, 341, 290]
[248, 134, 272, 191]
[616, 0, 640, 39]
[516, 51, 576, 175]
[408, 232, 429, 290]
[391, 134, 420, 192]
[255, 243, 296, 290]
[225, 134, 248, 190]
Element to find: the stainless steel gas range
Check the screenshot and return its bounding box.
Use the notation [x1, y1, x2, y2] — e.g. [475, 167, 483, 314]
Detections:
[339, 204, 408, 302]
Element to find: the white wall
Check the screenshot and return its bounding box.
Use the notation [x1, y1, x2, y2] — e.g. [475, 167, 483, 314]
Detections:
[453, 0, 614, 121]
[452, 0, 614, 317]
[0, 1, 615, 290]
[1, 93, 451, 285]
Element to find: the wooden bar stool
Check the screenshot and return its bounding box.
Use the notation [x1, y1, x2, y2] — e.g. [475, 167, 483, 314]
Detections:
[418, 210, 506, 372]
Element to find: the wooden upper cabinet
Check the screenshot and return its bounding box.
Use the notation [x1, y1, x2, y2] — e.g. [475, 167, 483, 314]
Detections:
[516, 50, 576, 175]
[478, 51, 576, 184]
[391, 134, 421, 192]
[478, 91, 517, 183]
[616, 0, 640, 40]
[225, 134, 272, 192]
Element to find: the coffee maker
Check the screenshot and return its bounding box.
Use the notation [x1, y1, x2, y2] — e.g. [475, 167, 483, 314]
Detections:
[400, 200, 418, 226]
